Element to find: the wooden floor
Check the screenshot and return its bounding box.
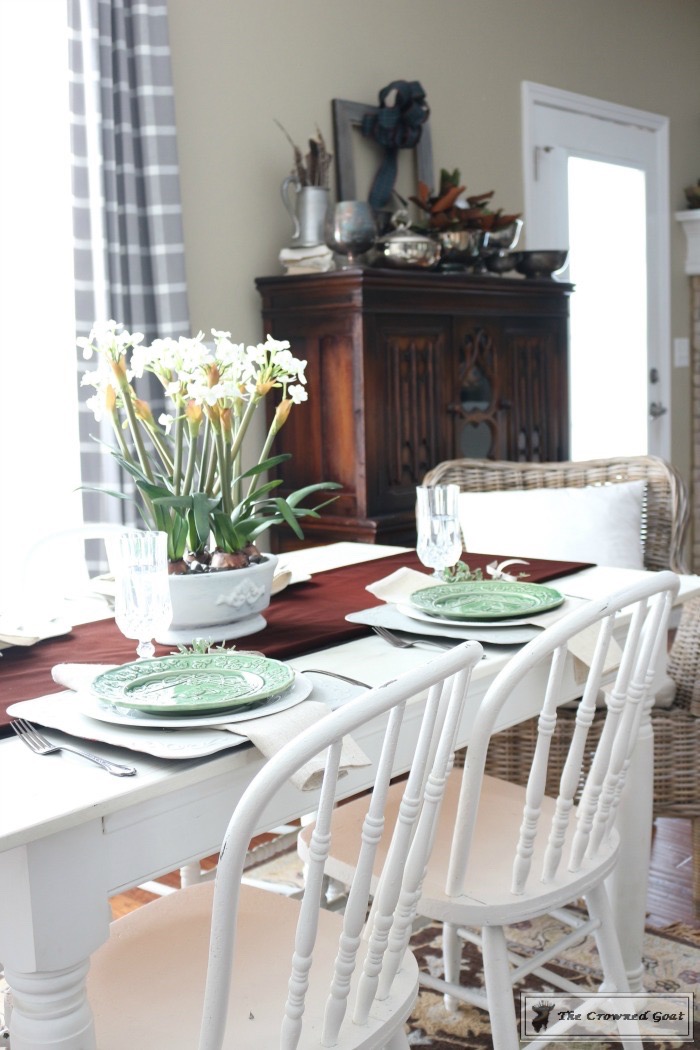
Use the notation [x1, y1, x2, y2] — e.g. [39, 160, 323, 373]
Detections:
[646, 817, 698, 928]
[110, 817, 698, 928]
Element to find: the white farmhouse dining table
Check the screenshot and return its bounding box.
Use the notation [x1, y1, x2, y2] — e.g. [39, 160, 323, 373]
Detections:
[0, 542, 698, 1050]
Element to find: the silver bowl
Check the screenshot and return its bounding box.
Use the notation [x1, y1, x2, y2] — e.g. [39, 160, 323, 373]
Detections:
[484, 250, 522, 275]
[375, 228, 441, 269]
[515, 249, 568, 279]
[483, 219, 523, 252]
[437, 229, 486, 266]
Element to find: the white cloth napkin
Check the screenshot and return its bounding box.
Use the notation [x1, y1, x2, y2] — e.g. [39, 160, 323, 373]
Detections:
[365, 561, 532, 604]
[51, 663, 371, 791]
[366, 567, 439, 604]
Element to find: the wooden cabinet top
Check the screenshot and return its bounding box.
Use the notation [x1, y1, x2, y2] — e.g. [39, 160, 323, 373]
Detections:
[256, 267, 573, 319]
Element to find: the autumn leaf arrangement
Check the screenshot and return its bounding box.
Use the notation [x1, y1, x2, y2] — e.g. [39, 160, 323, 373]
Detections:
[410, 168, 521, 234]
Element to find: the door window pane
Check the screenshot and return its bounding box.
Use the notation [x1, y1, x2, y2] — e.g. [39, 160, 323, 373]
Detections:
[568, 157, 648, 459]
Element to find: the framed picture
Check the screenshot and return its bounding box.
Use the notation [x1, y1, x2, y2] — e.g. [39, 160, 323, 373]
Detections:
[331, 98, 434, 205]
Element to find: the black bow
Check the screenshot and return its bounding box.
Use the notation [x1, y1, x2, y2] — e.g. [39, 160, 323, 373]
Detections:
[361, 80, 430, 211]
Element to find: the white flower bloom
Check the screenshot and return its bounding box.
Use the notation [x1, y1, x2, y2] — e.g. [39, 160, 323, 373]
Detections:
[129, 345, 148, 379]
[217, 377, 246, 401]
[216, 340, 245, 370]
[77, 319, 319, 559]
[246, 343, 267, 368]
[85, 394, 104, 421]
[77, 336, 94, 359]
[180, 337, 213, 375]
[78, 320, 144, 364]
[273, 348, 295, 373]
[187, 377, 227, 406]
[291, 357, 307, 383]
[262, 334, 291, 354]
[80, 355, 113, 393]
[80, 370, 99, 389]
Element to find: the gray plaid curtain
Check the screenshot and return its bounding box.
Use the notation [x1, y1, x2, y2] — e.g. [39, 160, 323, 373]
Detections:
[68, 0, 190, 536]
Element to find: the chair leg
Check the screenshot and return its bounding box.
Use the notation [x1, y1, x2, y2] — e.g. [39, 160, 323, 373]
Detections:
[586, 883, 640, 1050]
[585, 883, 629, 993]
[481, 925, 520, 1050]
[382, 1026, 410, 1050]
[442, 921, 463, 1014]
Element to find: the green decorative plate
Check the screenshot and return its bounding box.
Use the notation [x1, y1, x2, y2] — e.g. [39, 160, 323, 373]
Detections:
[409, 580, 564, 622]
[91, 652, 296, 715]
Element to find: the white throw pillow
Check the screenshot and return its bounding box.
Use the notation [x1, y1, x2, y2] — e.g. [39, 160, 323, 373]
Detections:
[457, 480, 646, 569]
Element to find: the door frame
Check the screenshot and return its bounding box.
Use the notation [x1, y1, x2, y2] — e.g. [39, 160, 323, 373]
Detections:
[521, 81, 671, 461]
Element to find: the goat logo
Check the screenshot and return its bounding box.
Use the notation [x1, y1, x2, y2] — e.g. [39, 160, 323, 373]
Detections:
[531, 1000, 555, 1032]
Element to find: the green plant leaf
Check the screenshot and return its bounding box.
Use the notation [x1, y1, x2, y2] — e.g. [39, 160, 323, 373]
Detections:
[76, 483, 131, 502]
[192, 491, 216, 547]
[168, 513, 189, 561]
[211, 510, 247, 551]
[284, 481, 341, 507]
[238, 452, 291, 479]
[273, 496, 304, 539]
[243, 478, 284, 502]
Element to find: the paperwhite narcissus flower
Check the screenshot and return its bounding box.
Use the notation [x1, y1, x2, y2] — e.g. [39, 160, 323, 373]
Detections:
[85, 394, 104, 421]
[78, 319, 144, 362]
[78, 323, 338, 566]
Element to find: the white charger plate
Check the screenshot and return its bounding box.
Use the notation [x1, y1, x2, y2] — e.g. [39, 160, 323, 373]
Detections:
[79, 671, 312, 729]
[397, 600, 569, 629]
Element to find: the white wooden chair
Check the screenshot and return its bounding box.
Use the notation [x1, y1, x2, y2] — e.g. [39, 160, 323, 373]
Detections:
[81, 641, 483, 1049]
[19, 522, 130, 612]
[306, 572, 679, 1050]
[423, 455, 700, 901]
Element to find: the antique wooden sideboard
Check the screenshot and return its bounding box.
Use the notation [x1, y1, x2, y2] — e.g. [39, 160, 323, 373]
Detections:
[256, 267, 573, 548]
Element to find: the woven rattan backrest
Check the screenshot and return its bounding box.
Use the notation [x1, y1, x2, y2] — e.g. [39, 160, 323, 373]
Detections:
[198, 641, 483, 1050]
[445, 573, 679, 898]
[422, 456, 688, 573]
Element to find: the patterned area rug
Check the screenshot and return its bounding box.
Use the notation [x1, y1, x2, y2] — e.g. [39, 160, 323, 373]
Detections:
[249, 848, 700, 1049]
[407, 918, 700, 1049]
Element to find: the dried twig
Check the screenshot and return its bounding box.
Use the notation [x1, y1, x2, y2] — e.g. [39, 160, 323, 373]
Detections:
[275, 120, 332, 188]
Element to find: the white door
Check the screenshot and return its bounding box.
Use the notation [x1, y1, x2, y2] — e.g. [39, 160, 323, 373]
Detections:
[522, 82, 671, 461]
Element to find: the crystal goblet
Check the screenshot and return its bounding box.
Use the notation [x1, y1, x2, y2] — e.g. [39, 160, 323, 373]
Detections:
[109, 530, 172, 659]
[415, 484, 462, 577]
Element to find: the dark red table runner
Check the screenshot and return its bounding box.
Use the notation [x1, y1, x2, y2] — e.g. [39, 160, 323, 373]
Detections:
[0, 551, 592, 726]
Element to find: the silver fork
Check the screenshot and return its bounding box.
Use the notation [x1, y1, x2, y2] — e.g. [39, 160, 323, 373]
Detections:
[372, 626, 452, 651]
[11, 719, 137, 776]
[300, 669, 370, 688]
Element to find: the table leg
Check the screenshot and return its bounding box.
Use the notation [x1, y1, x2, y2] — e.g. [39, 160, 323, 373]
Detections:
[180, 862, 204, 887]
[606, 701, 654, 993]
[0, 820, 109, 1050]
[2, 962, 94, 1049]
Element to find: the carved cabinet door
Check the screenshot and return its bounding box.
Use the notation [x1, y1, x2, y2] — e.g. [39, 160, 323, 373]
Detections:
[364, 315, 451, 516]
[450, 317, 568, 463]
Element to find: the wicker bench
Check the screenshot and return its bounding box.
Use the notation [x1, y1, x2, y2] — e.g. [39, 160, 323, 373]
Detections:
[423, 455, 699, 899]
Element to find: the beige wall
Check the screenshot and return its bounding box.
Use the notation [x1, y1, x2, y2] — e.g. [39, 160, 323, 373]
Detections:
[167, 0, 700, 485]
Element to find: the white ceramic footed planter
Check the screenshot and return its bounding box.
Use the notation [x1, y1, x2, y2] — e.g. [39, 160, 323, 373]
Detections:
[156, 554, 278, 646]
